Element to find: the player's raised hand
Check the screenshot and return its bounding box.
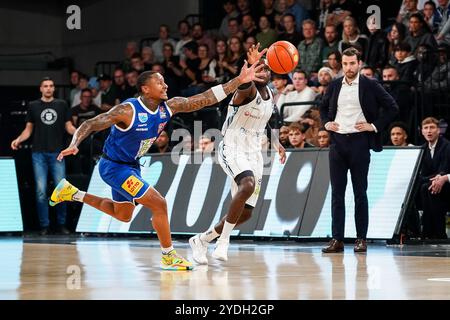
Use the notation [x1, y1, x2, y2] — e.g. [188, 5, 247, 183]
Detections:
[247, 43, 268, 65]
[57, 145, 79, 161]
[238, 60, 266, 84]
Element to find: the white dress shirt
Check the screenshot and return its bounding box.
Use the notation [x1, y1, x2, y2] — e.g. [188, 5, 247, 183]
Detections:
[334, 73, 368, 134]
[276, 86, 317, 122]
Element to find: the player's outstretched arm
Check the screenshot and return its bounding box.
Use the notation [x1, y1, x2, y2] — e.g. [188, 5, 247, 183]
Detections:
[167, 61, 266, 114]
[57, 103, 133, 161]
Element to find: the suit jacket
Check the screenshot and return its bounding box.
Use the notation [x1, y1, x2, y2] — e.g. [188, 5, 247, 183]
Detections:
[419, 137, 450, 184]
[320, 74, 399, 152]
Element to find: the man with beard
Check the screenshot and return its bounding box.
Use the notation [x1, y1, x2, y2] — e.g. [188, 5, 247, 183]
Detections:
[320, 47, 398, 253]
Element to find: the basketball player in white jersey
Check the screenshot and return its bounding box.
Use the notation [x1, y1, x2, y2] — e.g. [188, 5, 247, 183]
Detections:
[189, 44, 286, 264]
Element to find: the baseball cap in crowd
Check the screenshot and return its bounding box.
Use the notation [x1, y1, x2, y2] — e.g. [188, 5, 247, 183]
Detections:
[98, 74, 112, 81]
[88, 76, 99, 90]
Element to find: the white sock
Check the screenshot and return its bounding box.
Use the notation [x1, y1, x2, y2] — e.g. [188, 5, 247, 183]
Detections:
[218, 221, 236, 241]
[200, 228, 220, 243]
[162, 246, 174, 254]
[72, 190, 86, 202]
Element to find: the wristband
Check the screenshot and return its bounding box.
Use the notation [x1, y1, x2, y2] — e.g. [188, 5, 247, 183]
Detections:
[211, 84, 227, 101]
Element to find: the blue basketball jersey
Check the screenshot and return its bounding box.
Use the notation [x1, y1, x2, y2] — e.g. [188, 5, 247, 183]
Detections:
[103, 96, 172, 162]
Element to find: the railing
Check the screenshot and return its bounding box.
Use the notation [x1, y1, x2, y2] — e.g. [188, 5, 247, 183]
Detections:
[94, 61, 120, 77]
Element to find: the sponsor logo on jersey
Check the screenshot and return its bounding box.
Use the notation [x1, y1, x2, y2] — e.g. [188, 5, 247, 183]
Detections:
[121, 175, 144, 196]
[40, 108, 58, 125]
[243, 111, 261, 120]
[159, 106, 167, 119]
[138, 113, 148, 123]
[158, 122, 167, 134]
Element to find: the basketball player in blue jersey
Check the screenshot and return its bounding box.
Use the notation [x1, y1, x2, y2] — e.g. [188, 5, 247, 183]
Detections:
[190, 44, 286, 264]
[49, 61, 266, 271]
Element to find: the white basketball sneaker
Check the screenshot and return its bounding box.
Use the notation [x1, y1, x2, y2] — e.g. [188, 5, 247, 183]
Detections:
[189, 234, 209, 265]
[212, 238, 229, 261]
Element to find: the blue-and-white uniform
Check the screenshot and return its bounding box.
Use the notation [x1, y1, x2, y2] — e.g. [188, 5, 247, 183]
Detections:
[98, 96, 172, 204]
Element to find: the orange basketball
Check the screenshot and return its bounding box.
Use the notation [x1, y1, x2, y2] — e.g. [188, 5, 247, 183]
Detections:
[266, 41, 299, 74]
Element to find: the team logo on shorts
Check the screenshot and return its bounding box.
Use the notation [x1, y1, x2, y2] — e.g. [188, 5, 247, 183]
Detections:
[138, 113, 148, 123]
[121, 175, 144, 196]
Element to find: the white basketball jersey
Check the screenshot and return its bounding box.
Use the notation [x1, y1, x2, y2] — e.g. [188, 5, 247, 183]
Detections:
[221, 86, 274, 153]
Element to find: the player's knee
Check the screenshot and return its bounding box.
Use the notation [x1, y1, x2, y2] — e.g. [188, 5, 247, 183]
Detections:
[239, 177, 256, 197]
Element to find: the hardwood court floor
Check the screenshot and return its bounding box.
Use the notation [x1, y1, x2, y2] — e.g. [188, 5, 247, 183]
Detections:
[0, 236, 449, 300]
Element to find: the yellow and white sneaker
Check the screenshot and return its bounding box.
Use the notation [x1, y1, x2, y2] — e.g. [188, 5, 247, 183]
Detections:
[49, 179, 79, 206]
[161, 250, 194, 271]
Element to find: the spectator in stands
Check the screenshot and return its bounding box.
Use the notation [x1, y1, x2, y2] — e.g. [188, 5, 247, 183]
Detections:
[219, 0, 240, 39]
[197, 135, 215, 152]
[223, 36, 244, 78]
[141, 46, 155, 71]
[388, 121, 413, 146]
[301, 108, 322, 146]
[418, 116, 450, 239]
[153, 130, 172, 154]
[259, 0, 278, 29]
[278, 13, 303, 47]
[405, 13, 438, 54]
[279, 125, 292, 148]
[175, 20, 193, 58]
[285, 0, 308, 33]
[277, 69, 317, 122]
[326, 50, 344, 78]
[288, 122, 315, 148]
[130, 53, 145, 74]
[436, 0, 450, 44]
[241, 14, 259, 39]
[387, 22, 407, 64]
[228, 17, 244, 40]
[257, 15, 278, 49]
[88, 76, 102, 107]
[112, 68, 133, 103]
[179, 41, 201, 88]
[236, 0, 253, 21]
[360, 66, 376, 79]
[338, 16, 368, 61]
[120, 41, 139, 72]
[183, 44, 217, 97]
[243, 35, 257, 52]
[318, 0, 333, 33]
[397, 0, 420, 28]
[317, 127, 330, 147]
[71, 74, 89, 107]
[192, 23, 216, 59]
[69, 70, 80, 107]
[214, 39, 232, 83]
[424, 43, 450, 91]
[124, 69, 139, 97]
[382, 65, 414, 128]
[99, 74, 116, 111]
[152, 24, 177, 63]
[11, 77, 76, 236]
[366, 19, 388, 72]
[72, 88, 102, 127]
[313, 67, 333, 102]
[321, 24, 340, 65]
[297, 19, 323, 79]
[174, 133, 194, 154]
[161, 43, 184, 84]
[271, 73, 290, 105]
[326, 0, 358, 27]
[393, 42, 418, 82]
[422, 0, 441, 34]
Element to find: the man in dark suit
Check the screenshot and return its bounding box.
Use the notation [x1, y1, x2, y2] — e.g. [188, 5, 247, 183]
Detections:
[418, 117, 450, 239]
[320, 47, 398, 253]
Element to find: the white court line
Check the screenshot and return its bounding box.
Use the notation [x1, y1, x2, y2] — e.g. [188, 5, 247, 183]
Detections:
[427, 278, 450, 282]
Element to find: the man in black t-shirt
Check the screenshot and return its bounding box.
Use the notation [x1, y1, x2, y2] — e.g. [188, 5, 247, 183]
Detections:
[11, 77, 76, 235]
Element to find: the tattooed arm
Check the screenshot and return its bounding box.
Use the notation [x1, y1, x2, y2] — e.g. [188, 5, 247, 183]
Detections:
[57, 103, 133, 160]
[167, 61, 265, 114]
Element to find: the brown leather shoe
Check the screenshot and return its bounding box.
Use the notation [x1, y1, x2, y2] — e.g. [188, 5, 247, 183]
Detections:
[354, 239, 367, 252]
[322, 239, 344, 253]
